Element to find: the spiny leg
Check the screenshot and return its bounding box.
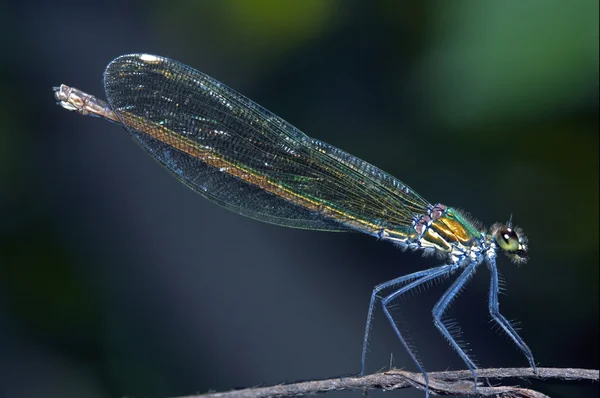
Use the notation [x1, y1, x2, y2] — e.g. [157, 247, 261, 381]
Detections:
[487, 257, 536, 371]
[380, 264, 459, 397]
[432, 260, 480, 390]
[360, 263, 458, 376]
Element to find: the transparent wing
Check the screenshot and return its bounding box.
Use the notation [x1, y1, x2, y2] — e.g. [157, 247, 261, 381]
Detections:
[103, 54, 431, 234]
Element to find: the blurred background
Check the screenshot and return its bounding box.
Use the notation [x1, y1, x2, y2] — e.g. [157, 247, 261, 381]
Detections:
[0, 1, 597, 397]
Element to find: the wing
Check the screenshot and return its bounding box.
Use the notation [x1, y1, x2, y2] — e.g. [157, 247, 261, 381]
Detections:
[103, 54, 430, 234]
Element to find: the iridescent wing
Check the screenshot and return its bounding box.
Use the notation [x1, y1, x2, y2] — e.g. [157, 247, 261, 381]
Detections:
[103, 54, 430, 234]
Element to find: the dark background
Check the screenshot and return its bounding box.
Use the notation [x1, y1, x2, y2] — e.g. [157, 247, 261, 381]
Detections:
[0, 1, 597, 397]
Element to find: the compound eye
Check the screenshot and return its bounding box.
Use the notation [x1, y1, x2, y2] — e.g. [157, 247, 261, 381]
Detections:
[495, 227, 520, 252]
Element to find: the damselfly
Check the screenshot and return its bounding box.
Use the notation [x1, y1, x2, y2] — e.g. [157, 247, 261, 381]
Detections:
[54, 53, 536, 396]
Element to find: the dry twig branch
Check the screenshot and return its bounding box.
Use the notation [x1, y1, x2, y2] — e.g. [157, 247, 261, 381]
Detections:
[176, 367, 598, 398]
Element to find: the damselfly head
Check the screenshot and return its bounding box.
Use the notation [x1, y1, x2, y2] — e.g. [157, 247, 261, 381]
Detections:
[490, 222, 528, 264]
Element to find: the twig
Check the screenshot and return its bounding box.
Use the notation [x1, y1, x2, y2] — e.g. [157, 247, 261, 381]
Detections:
[175, 367, 598, 398]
